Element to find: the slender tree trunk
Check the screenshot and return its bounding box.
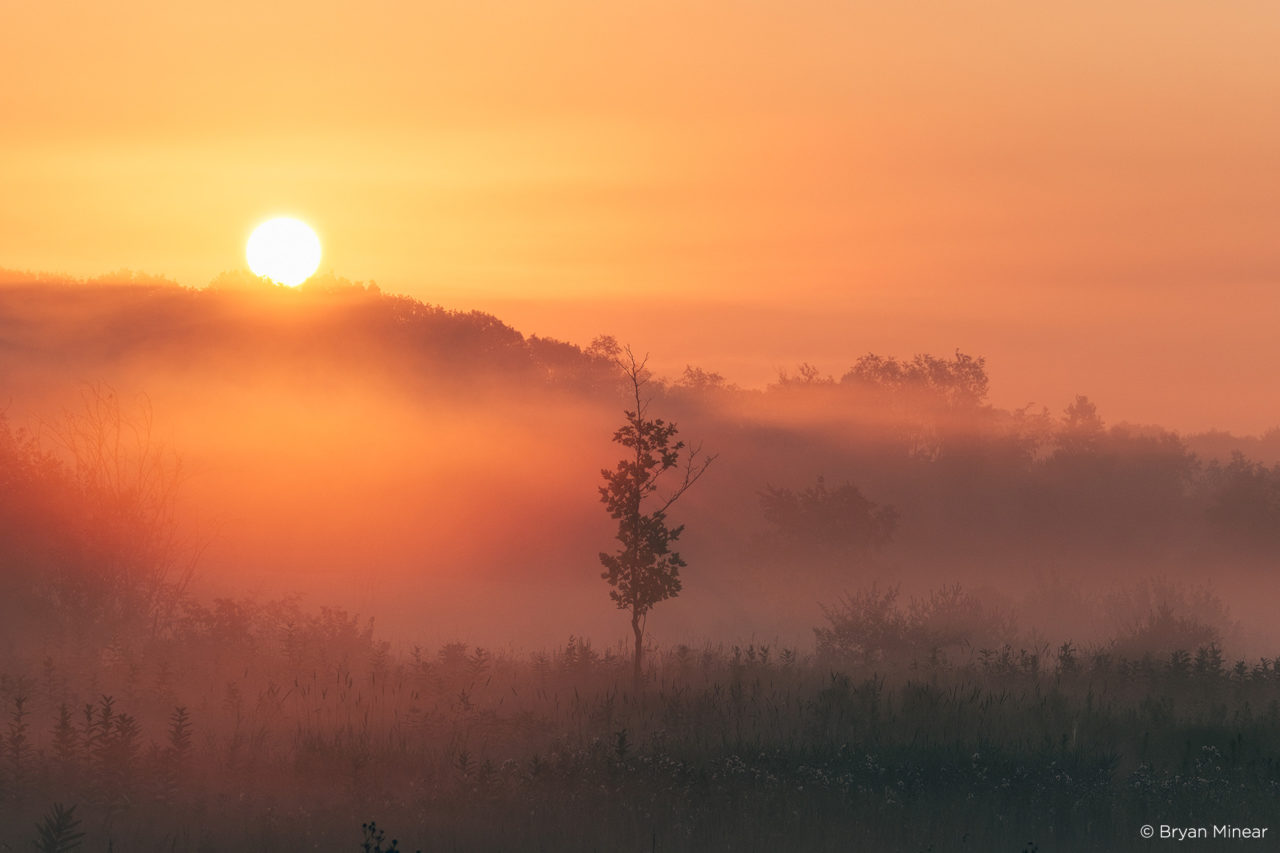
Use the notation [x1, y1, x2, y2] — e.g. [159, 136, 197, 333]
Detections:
[631, 609, 644, 689]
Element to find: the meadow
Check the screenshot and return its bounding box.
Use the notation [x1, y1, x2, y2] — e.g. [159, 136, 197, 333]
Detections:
[3, 598, 1278, 852]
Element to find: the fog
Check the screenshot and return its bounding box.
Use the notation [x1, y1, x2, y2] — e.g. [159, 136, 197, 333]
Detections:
[4, 272, 1278, 661]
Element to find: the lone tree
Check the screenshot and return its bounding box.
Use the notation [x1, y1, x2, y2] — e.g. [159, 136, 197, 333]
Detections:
[599, 348, 715, 686]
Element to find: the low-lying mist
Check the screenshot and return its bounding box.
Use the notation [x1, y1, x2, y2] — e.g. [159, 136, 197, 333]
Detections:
[3, 270, 1279, 661]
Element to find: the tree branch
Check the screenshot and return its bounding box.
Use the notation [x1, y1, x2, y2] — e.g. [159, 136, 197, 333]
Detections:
[658, 443, 718, 514]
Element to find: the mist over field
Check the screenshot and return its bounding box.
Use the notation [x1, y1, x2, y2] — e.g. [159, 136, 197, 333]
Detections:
[9, 270, 1280, 647]
[6, 271, 1278, 653]
[4, 273, 1280, 850]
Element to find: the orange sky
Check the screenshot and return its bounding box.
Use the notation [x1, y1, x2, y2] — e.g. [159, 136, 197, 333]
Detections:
[3, 1, 1279, 432]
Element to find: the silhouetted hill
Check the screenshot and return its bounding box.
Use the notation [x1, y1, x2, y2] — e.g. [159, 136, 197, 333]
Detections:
[0, 270, 618, 398]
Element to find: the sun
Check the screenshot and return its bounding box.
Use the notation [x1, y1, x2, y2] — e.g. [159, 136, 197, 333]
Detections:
[246, 217, 322, 287]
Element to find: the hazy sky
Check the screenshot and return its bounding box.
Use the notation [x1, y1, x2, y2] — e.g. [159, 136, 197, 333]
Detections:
[4, 1, 1279, 432]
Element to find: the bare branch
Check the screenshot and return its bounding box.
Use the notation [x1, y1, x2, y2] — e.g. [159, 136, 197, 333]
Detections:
[658, 446, 718, 514]
[617, 345, 652, 418]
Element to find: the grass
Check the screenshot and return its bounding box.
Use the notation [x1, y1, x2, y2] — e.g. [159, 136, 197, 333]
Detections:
[3, 622, 1280, 851]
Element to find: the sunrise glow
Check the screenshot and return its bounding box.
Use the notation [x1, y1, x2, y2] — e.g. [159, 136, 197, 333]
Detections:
[4, 3, 1280, 848]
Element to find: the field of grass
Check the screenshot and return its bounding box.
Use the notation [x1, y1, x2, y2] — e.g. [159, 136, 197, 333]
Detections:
[3, 609, 1280, 852]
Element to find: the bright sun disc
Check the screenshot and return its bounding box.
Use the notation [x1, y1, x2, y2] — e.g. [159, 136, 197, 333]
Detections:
[246, 217, 322, 286]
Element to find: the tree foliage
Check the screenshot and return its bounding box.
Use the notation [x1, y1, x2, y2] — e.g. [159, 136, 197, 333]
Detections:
[760, 476, 897, 553]
[0, 388, 190, 644]
[598, 349, 714, 683]
[841, 350, 989, 410]
[1205, 452, 1280, 548]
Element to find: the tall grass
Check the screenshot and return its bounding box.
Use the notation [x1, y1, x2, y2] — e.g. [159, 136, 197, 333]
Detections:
[4, 622, 1280, 851]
